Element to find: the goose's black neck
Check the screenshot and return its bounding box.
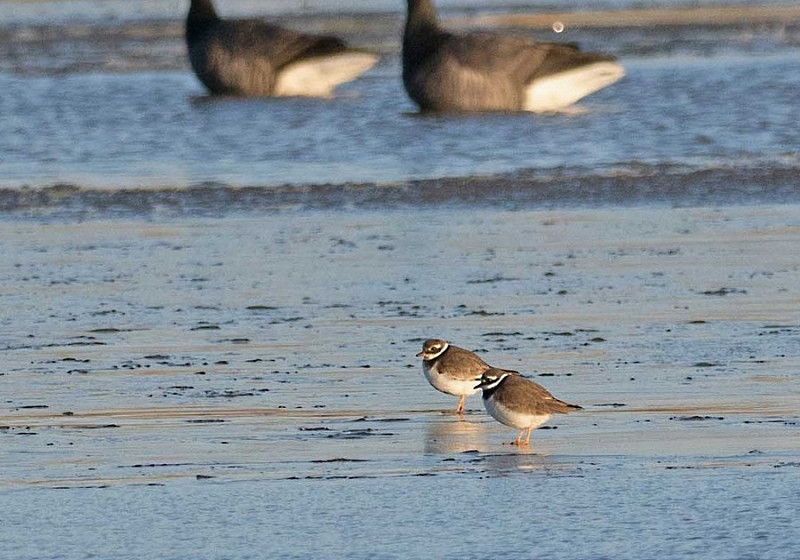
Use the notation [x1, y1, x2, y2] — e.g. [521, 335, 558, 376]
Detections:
[187, 0, 220, 40]
[405, 0, 439, 39]
[403, 0, 442, 75]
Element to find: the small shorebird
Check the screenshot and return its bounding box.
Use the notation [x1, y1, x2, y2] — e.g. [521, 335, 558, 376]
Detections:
[186, 0, 378, 97]
[417, 339, 490, 414]
[402, 0, 624, 112]
[475, 368, 581, 446]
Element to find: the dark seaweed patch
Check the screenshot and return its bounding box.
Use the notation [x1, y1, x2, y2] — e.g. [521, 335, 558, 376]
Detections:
[201, 390, 256, 398]
[467, 275, 519, 284]
[326, 429, 394, 439]
[352, 417, 410, 423]
[269, 317, 305, 324]
[465, 309, 504, 317]
[670, 415, 724, 421]
[311, 458, 368, 463]
[701, 287, 747, 296]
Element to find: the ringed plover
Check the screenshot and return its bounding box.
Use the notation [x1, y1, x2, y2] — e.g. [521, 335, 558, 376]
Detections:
[475, 368, 581, 446]
[417, 339, 490, 414]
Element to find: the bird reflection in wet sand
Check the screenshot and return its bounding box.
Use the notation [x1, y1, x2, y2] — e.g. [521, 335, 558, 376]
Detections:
[424, 416, 487, 454]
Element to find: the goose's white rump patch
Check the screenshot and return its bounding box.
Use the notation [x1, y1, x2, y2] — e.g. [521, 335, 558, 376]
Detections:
[524, 61, 625, 112]
[274, 52, 379, 97]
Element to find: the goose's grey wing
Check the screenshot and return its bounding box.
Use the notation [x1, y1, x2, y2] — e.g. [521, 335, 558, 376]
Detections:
[447, 32, 611, 85]
[441, 32, 550, 82]
[217, 20, 349, 69]
[523, 41, 618, 82]
[199, 20, 351, 94]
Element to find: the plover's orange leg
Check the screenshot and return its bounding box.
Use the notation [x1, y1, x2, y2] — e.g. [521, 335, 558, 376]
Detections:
[523, 426, 534, 446]
[509, 428, 533, 446]
[455, 395, 466, 414]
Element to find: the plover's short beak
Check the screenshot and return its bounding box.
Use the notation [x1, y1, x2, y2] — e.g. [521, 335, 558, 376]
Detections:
[474, 378, 485, 390]
[416, 351, 424, 358]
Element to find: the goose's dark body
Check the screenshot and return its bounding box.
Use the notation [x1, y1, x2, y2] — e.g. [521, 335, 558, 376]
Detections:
[403, 0, 624, 112]
[186, 0, 377, 97]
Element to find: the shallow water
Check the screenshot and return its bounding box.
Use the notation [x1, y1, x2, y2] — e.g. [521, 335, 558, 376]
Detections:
[2, 468, 799, 559]
[1, 53, 799, 192]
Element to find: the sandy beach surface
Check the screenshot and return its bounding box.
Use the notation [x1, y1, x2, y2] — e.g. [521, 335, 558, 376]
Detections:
[1, 203, 798, 558]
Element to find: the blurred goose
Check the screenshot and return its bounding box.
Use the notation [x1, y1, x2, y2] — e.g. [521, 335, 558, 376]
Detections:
[186, 0, 378, 97]
[403, 0, 624, 112]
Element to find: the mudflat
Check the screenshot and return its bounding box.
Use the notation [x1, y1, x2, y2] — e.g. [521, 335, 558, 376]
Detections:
[3, 203, 798, 480]
[2, 203, 798, 557]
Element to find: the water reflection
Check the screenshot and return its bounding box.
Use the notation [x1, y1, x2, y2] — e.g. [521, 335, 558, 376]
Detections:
[424, 414, 488, 454]
[423, 414, 574, 477]
[475, 452, 561, 478]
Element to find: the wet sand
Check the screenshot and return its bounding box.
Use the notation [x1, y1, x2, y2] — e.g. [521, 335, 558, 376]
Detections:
[2, 203, 798, 486]
[463, 4, 800, 29]
[2, 203, 799, 558]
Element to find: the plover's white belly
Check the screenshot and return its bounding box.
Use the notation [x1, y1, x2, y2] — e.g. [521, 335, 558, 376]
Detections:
[423, 362, 480, 397]
[483, 396, 551, 430]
